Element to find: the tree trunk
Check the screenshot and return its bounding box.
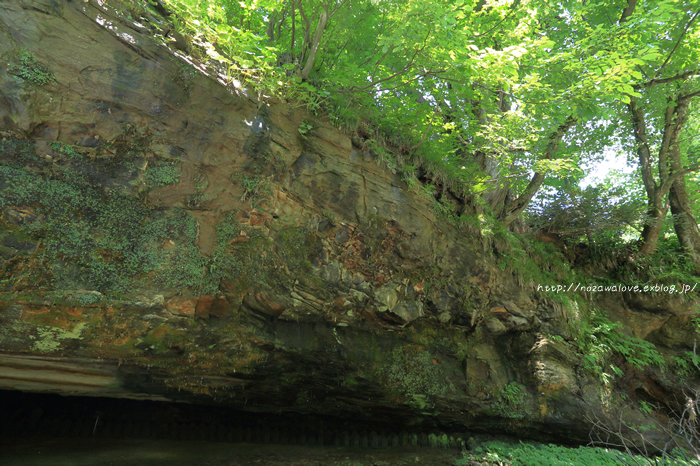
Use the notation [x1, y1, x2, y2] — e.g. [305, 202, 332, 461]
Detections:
[619, 0, 638, 23]
[669, 181, 700, 266]
[631, 95, 699, 263]
[499, 117, 575, 227]
[299, 5, 328, 80]
[638, 204, 668, 255]
[664, 100, 700, 267]
[290, 0, 296, 57]
[629, 97, 669, 256]
[472, 83, 513, 215]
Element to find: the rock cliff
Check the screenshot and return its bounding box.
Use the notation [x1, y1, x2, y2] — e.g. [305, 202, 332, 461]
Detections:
[1, 0, 698, 449]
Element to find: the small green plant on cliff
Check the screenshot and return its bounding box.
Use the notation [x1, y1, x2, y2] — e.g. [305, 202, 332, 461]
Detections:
[172, 59, 197, 92]
[298, 119, 314, 139]
[238, 174, 270, 202]
[321, 209, 335, 224]
[599, 238, 700, 293]
[10, 50, 55, 86]
[572, 310, 664, 392]
[364, 138, 400, 173]
[0, 149, 209, 295]
[587, 345, 700, 466]
[671, 351, 700, 381]
[214, 211, 241, 246]
[145, 161, 180, 187]
[399, 163, 417, 184]
[421, 182, 437, 197]
[638, 400, 655, 416]
[276, 226, 315, 269]
[493, 382, 528, 419]
[548, 334, 565, 343]
[492, 226, 575, 296]
[49, 142, 84, 160]
[432, 199, 452, 218]
[0, 137, 43, 166]
[639, 240, 698, 285]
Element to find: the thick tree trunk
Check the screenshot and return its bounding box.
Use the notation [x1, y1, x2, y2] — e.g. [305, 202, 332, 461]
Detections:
[477, 150, 510, 213]
[664, 100, 700, 267]
[630, 96, 699, 262]
[473, 83, 513, 215]
[638, 204, 668, 255]
[629, 97, 670, 256]
[669, 181, 700, 265]
[628, 99, 657, 206]
[619, 0, 638, 23]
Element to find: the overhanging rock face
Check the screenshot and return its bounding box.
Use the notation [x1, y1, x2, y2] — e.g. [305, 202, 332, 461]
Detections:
[0, 0, 697, 446]
[0, 354, 127, 396]
[0, 353, 244, 402]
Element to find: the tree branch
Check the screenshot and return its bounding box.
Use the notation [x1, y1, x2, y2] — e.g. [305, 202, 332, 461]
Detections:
[357, 10, 386, 68]
[475, 0, 521, 38]
[499, 116, 576, 226]
[466, 171, 531, 187]
[297, 2, 319, 55]
[655, 7, 700, 79]
[408, 118, 434, 151]
[634, 68, 700, 89]
[370, 48, 392, 83]
[618, 0, 637, 23]
[290, 0, 295, 57]
[658, 165, 700, 201]
[346, 69, 445, 96]
[679, 88, 700, 103]
[344, 30, 431, 93]
[628, 97, 658, 201]
[329, 0, 348, 18]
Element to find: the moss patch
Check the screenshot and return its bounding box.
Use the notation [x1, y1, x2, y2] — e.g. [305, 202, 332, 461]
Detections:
[1, 132, 328, 302]
[0, 161, 199, 292]
[30, 322, 86, 353]
[0, 135, 204, 296]
[385, 345, 454, 398]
